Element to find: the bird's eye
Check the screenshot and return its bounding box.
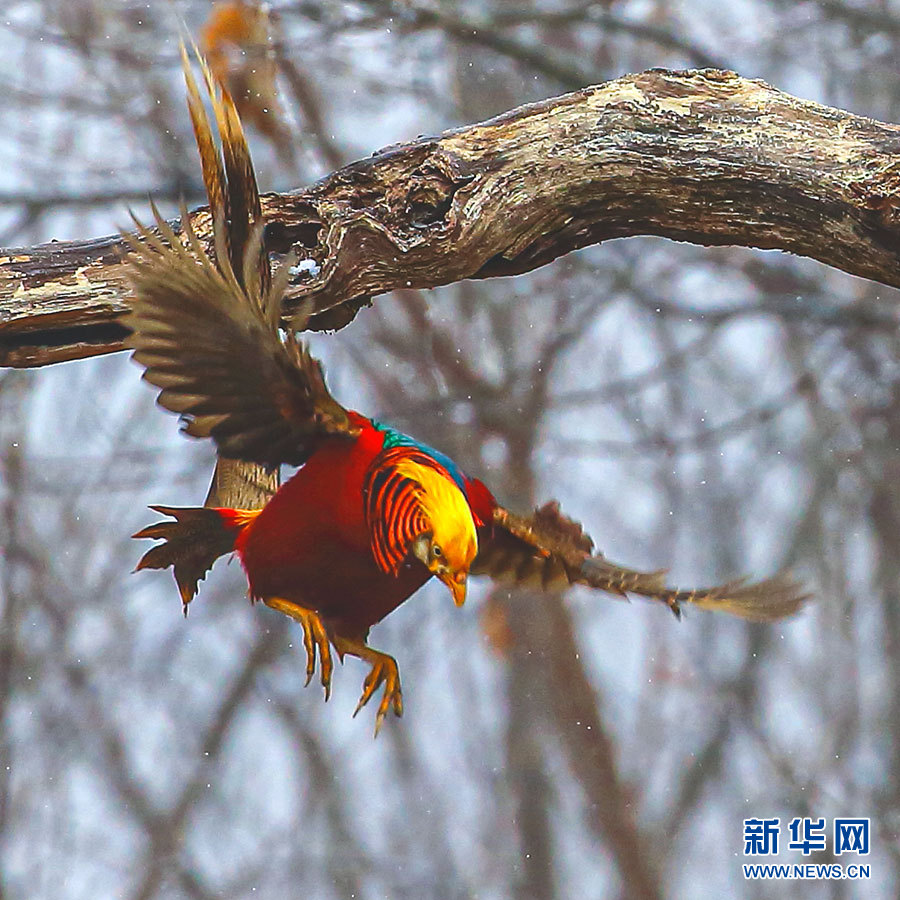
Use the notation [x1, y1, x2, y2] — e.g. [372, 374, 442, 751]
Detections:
[432, 544, 443, 559]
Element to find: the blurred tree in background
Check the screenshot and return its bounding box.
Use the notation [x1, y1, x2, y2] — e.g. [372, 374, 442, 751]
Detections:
[1, 1, 899, 897]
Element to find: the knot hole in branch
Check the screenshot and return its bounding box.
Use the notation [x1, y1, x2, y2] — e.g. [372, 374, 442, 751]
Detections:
[264, 216, 324, 253]
[264, 215, 325, 286]
[405, 164, 471, 228]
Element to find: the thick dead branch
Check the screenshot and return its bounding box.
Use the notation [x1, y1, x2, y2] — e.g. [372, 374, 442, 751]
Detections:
[4, 67, 900, 367]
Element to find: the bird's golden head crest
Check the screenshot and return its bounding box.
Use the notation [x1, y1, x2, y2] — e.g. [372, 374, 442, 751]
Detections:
[394, 458, 478, 606]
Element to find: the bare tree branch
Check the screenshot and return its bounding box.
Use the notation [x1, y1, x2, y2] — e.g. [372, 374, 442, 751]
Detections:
[4, 67, 900, 367]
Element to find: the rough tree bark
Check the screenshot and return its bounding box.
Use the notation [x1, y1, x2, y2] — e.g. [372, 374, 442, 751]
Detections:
[3, 65, 900, 368]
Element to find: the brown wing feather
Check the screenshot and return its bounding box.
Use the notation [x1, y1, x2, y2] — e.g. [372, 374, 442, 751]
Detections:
[473, 501, 810, 621]
[216, 81, 264, 291]
[124, 206, 357, 466]
[123, 48, 358, 468]
[182, 45, 227, 242]
[183, 44, 268, 301]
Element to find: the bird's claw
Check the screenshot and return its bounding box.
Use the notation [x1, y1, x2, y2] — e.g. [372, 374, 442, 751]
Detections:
[300, 616, 317, 686]
[264, 598, 333, 700]
[298, 610, 333, 700]
[352, 653, 403, 736]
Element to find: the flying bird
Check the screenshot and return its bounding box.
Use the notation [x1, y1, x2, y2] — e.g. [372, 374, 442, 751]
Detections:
[127, 52, 808, 734]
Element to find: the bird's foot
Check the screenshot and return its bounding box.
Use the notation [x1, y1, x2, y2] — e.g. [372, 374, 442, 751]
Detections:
[334, 636, 403, 737]
[354, 653, 403, 736]
[263, 597, 333, 700]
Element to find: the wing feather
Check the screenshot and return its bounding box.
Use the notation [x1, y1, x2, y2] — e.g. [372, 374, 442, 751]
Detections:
[474, 500, 809, 621]
[123, 49, 358, 468]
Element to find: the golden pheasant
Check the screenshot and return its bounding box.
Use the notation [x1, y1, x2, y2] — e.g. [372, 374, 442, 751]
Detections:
[128, 51, 808, 734]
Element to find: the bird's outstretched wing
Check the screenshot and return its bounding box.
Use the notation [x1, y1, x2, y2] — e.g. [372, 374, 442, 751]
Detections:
[123, 49, 358, 468]
[473, 501, 809, 622]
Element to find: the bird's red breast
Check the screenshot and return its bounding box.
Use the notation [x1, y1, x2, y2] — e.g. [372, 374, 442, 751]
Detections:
[234, 412, 498, 636]
[233, 415, 400, 634]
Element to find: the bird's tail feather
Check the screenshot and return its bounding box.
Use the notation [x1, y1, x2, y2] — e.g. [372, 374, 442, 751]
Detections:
[133, 505, 260, 612]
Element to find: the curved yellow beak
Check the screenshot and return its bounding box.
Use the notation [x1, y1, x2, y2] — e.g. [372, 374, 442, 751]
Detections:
[440, 570, 468, 607]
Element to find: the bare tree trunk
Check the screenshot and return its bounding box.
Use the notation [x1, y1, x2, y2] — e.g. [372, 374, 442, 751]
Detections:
[540, 592, 664, 900]
[493, 395, 662, 899]
[499, 439, 559, 900]
[0, 372, 30, 900]
[5, 67, 900, 366]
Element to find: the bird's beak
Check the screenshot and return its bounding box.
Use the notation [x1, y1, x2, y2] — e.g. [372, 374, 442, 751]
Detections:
[441, 570, 468, 607]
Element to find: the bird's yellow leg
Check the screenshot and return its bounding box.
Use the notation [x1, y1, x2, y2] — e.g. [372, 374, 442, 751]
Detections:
[263, 597, 333, 700]
[332, 634, 403, 737]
